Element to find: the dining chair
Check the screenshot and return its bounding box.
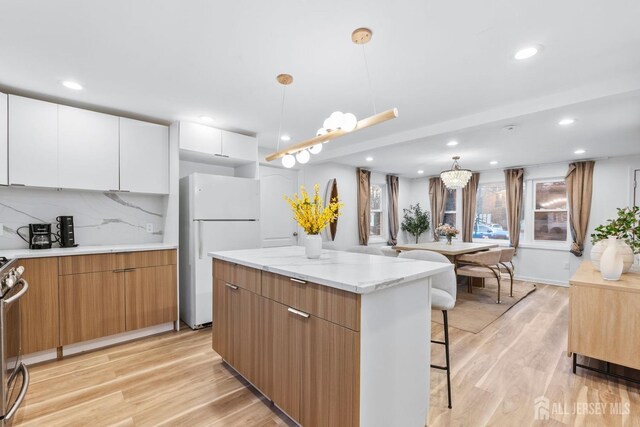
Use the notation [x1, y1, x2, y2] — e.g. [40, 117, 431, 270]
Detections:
[455, 250, 503, 303]
[497, 248, 516, 297]
[399, 250, 456, 409]
[346, 246, 384, 256]
[380, 246, 399, 257]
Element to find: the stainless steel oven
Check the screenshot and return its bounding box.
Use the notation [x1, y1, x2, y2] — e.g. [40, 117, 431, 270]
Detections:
[0, 259, 29, 426]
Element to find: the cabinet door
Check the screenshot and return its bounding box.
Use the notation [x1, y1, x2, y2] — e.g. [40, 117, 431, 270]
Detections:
[58, 105, 119, 191]
[124, 265, 177, 331]
[221, 130, 256, 161]
[8, 95, 58, 187]
[262, 298, 302, 421]
[18, 257, 60, 354]
[301, 316, 360, 427]
[179, 122, 221, 155]
[212, 278, 238, 364]
[119, 118, 169, 194]
[233, 288, 262, 387]
[0, 92, 7, 185]
[59, 271, 125, 345]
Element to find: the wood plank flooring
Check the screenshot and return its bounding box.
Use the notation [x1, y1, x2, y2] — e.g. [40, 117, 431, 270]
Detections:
[13, 284, 640, 426]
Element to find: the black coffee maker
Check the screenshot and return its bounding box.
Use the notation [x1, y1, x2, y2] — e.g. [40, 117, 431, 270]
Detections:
[17, 223, 54, 249]
[56, 216, 78, 248]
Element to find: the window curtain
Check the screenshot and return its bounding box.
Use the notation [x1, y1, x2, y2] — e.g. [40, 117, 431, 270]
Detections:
[566, 161, 595, 257]
[386, 175, 399, 245]
[504, 168, 524, 253]
[357, 168, 371, 245]
[429, 177, 446, 240]
[461, 172, 480, 242]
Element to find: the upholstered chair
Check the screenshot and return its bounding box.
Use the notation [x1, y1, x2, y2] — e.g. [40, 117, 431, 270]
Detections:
[456, 249, 503, 303]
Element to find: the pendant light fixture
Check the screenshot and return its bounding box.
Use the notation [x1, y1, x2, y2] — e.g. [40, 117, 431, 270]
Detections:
[440, 156, 473, 189]
[275, 73, 295, 168]
[266, 27, 398, 164]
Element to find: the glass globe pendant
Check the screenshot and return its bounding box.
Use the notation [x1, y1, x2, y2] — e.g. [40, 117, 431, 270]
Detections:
[281, 154, 296, 168]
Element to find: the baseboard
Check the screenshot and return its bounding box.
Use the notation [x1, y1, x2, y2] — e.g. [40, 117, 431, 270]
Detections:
[514, 274, 569, 287]
[22, 349, 58, 366]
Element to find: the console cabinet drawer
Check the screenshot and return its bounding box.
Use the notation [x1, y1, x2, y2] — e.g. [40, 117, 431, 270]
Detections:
[261, 271, 360, 331]
[122, 249, 177, 269]
[213, 260, 261, 294]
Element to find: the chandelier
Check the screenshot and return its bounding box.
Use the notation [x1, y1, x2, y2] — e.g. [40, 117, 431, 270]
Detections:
[440, 156, 472, 189]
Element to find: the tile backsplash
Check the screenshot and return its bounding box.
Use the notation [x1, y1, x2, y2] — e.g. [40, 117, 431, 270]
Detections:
[0, 186, 165, 249]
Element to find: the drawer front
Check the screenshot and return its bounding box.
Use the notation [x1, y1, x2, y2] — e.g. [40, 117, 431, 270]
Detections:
[262, 271, 360, 331]
[122, 249, 177, 269]
[59, 253, 121, 275]
[213, 260, 261, 294]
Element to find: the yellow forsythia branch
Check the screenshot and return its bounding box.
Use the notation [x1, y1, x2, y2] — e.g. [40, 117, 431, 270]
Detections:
[283, 184, 343, 235]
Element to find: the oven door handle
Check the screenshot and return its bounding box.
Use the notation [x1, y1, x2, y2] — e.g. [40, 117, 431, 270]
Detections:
[4, 363, 29, 421]
[3, 279, 29, 305]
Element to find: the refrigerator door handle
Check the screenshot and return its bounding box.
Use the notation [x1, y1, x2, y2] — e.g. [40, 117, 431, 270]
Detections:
[198, 221, 204, 260]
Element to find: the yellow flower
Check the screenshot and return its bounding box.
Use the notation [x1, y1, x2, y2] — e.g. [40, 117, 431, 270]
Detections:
[283, 184, 343, 235]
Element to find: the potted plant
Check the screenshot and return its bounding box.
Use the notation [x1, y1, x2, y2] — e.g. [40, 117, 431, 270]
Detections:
[436, 223, 459, 245]
[284, 184, 342, 259]
[590, 206, 639, 272]
[401, 203, 431, 243]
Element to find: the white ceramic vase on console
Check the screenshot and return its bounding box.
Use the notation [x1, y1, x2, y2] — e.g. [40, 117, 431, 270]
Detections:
[600, 236, 624, 281]
[305, 234, 322, 259]
[591, 238, 634, 273]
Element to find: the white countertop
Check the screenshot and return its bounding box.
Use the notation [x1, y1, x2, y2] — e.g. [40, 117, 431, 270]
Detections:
[0, 243, 178, 259]
[209, 246, 453, 294]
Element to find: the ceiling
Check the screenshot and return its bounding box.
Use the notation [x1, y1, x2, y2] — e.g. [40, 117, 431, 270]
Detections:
[1, 0, 639, 172]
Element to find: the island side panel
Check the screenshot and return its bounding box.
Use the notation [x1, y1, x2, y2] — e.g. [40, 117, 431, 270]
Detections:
[359, 277, 431, 427]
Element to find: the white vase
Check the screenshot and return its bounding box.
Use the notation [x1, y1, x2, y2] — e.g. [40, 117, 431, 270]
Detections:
[600, 236, 623, 281]
[305, 234, 322, 259]
[591, 239, 634, 273]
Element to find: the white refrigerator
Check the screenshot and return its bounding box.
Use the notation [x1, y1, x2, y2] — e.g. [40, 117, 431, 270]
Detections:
[179, 173, 261, 329]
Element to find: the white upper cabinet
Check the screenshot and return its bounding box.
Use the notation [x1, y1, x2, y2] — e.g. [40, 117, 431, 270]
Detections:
[119, 117, 169, 194]
[179, 122, 221, 155]
[221, 130, 256, 161]
[58, 105, 119, 191]
[8, 95, 59, 188]
[0, 93, 7, 186]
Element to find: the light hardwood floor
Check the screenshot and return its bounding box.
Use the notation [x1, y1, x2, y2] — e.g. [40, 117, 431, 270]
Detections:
[14, 284, 640, 426]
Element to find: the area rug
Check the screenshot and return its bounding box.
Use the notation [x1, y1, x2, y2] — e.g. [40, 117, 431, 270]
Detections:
[432, 279, 537, 334]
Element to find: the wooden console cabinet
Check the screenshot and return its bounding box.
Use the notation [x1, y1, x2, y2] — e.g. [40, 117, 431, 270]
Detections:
[212, 259, 360, 426]
[18, 249, 177, 352]
[569, 261, 640, 370]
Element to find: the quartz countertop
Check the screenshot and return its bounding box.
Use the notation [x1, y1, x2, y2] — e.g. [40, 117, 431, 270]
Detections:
[0, 243, 178, 260]
[209, 246, 453, 294]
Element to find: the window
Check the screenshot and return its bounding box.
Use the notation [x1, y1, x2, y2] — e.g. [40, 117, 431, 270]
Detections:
[443, 189, 457, 227]
[533, 180, 568, 241]
[475, 183, 509, 240]
[369, 184, 383, 237]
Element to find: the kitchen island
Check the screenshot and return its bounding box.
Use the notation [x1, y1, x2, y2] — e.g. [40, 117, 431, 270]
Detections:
[209, 246, 453, 427]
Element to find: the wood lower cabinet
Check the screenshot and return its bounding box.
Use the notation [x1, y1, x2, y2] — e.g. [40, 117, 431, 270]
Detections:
[59, 271, 126, 345]
[125, 265, 177, 331]
[213, 260, 360, 427]
[18, 257, 60, 354]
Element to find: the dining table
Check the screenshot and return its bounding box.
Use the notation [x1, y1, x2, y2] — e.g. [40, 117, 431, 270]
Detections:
[392, 241, 499, 264]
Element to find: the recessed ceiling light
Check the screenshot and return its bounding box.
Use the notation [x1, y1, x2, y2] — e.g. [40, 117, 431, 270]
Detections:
[447, 140, 458, 146]
[558, 118, 575, 126]
[574, 149, 586, 154]
[514, 45, 541, 60]
[61, 80, 83, 90]
[490, 160, 498, 165]
[199, 115, 214, 123]
[280, 135, 291, 142]
[417, 170, 424, 174]
[366, 156, 373, 162]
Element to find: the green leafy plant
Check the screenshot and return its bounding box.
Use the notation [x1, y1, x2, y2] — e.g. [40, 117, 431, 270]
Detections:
[590, 206, 640, 254]
[401, 203, 431, 243]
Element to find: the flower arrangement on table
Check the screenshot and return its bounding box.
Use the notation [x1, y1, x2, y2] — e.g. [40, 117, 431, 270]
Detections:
[284, 184, 343, 258]
[436, 223, 459, 245]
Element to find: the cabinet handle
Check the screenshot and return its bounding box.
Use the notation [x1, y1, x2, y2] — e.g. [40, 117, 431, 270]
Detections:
[287, 307, 310, 318]
[11, 183, 25, 186]
[290, 278, 306, 285]
[225, 283, 239, 290]
[214, 153, 230, 158]
[113, 268, 136, 273]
